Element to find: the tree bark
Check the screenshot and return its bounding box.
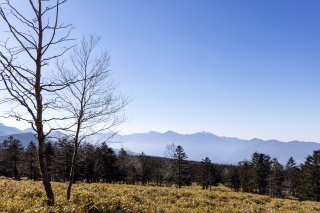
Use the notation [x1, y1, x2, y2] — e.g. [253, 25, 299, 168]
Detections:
[38, 133, 54, 205]
[34, 0, 54, 205]
[67, 143, 78, 200]
[0, 0, 72, 205]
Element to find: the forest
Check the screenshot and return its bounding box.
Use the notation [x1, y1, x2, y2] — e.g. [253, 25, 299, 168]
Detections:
[1, 1, 320, 211]
[1, 135, 320, 202]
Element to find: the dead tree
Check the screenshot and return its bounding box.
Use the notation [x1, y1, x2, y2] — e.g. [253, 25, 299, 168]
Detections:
[55, 35, 128, 200]
[163, 143, 176, 185]
[0, 0, 73, 205]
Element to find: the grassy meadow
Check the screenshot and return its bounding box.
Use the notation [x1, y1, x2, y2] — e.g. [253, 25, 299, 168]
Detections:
[1, 178, 320, 212]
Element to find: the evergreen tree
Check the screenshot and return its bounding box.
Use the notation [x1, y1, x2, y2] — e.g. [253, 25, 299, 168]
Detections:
[117, 148, 129, 183]
[228, 166, 241, 192]
[139, 152, 152, 185]
[45, 142, 55, 180]
[126, 157, 140, 184]
[55, 139, 73, 181]
[3, 136, 24, 180]
[152, 157, 165, 186]
[26, 141, 39, 180]
[251, 152, 271, 194]
[173, 145, 190, 188]
[211, 164, 222, 186]
[268, 158, 284, 197]
[199, 157, 213, 190]
[238, 161, 253, 192]
[80, 143, 97, 183]
[298, 150, 320, 201]
[284, 157, 300, 197]
[97, 143, 117, 183]
[0, 140, 6, 176]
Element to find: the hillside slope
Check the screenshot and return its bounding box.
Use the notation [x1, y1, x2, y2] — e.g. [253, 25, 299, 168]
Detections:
[1, 179, 320, 212]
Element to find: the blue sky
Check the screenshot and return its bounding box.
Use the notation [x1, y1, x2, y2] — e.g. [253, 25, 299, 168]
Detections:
[2, 0, 320, 142]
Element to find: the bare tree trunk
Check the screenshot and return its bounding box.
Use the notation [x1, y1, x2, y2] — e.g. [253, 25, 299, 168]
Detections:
[67, 142, 78, 200]
[38, 132, 55, 206]
[178, 158, 181, 189]
[66, 111, 82, 200]
[56, 36, 128, 200]
[0, 0, 73, 206]
[35, 2, 54, 203]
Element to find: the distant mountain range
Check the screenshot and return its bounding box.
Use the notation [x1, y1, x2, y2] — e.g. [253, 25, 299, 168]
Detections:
[114, 131, 320, 164]
[0, 123, 36, 148]
[0, 123, 29, 136]
[0, 123, 319, 164]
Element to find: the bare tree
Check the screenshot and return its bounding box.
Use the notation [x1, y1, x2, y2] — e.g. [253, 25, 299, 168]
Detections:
[163, 143, 176, 185]
[164, 143, 176, 159]
[55, 35, 128, 200]
[0, 0, 73, 205]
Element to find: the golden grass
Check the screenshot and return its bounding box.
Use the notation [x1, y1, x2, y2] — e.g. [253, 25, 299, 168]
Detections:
[0, 178, 320, 212]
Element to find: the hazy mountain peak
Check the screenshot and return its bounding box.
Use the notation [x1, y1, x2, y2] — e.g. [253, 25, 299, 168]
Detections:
[250, 138, 264, 142]
[193, 131, 216, 136]
[200, 131, 213, 135]
[147, 131, 161, 134]
[0, 123, 23, 136]
[164, 130, 178, 135]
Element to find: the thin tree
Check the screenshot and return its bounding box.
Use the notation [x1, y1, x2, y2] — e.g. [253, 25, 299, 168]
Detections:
[163, 143, 176, 185]
[200, 157, 213, 190]
[285, 157, 300, 197]
[0, 0, 73, 205]
[139, 151, 151, 185]
[45, 141, 55, 181]
[238, 160, 252, 192]
[117, 148, 129, 183]
[55, 36, 128, 200]
[81, 143, 97, 183]
[164, 143, 176, 159]
[268, 158, 284, 198]
[173, 145, 189, 188]
[228, 166, 241, 192]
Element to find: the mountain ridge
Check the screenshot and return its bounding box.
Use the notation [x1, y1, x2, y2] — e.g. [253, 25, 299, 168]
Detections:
[116, 130, 320, 164]
[0, 124, 320, 164]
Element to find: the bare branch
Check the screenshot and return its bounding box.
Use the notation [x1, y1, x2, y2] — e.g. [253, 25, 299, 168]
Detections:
[57, 35, 129, 200]
[0, 0, 74, 205]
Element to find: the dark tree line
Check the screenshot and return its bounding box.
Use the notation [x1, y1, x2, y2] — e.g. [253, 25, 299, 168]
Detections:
[0, 138, 222, 187]
[1, 136, 320, 202]
[226, 151, 320, 201]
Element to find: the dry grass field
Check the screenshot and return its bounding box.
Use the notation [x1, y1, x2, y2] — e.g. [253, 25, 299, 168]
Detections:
[1, 178, 320, 212]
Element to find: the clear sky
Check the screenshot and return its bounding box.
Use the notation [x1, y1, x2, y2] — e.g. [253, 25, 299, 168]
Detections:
[1, 0, 320, 142]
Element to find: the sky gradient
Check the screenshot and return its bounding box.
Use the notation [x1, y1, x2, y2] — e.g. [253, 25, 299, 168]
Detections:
[1, 0, 320, 142]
